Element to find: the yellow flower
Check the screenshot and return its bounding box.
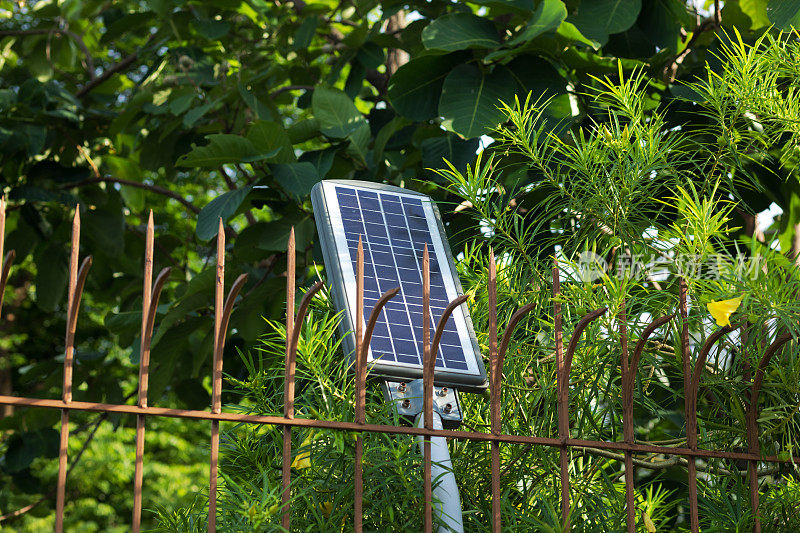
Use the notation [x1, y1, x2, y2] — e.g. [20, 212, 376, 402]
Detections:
[320, 501, 333, 518]
[291, 434, 314, 469]
[706, 296, 743, 327]
[643, 510, 656, 532]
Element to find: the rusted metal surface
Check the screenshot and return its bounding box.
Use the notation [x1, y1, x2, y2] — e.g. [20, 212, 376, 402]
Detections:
[133, 211, 172, 533]
[209, 219, 248, 533]
[618, 303, 635, 533]
[354, 237, 365, 533]
[56, 209, 92, 533]
[620, 307, 675, 533]
[281, 227, 296, 531]
[488, 251, 501, 532]
[685, 323, 736, 533]
[747, 331, 793, 533]
[0, 218, 797, 532]
[422, 244, 433, 533]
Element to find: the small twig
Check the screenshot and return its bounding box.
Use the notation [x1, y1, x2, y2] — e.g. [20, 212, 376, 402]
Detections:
[576, 446, 781, 477]
[662, 12, 721, 83]
[60, 176, 200, 214]
[75, 145, 101, 178]
[75, 34, 162, 99]
[269, 85, 314, 98]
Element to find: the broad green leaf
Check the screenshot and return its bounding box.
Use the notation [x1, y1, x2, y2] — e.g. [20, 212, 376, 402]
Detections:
[105, 310, 142, 338]
[421, 133, 480, 175]
[272, 162, 320, 198]
[238, 83, 274, 121]
[119, 186, 146, 212]
[346, 122, 370, 166]
[439, 64, 516, 138]
[387, 53, 466, 121]
[287, 118, 320, 144]
[422, 13, 500, 51]
[767, 0, 800, 30]
[292, 15, 319, 50]
[556, 21, 602, 49]
[104, 155, 141, 181]
[35, 242, 68, 312]
[638, 0, 689, 50]
[742, 0, 770, 28]
[507, 55, 574, 135]
[312, 87, 365, 138]
[299, 147, 338, 178]
[724, 0, 770, 29]
[468, 0, 535, 15]
[183, 102, 214, 127]
[373, 116, 410, 166]
[84, 190, 125, 257]
[567, 0, 642, 44]
[196, 186, 253, 240]
[506, 0, 567, 48]
[247, 120, 294, 163]
[357, 42, 385, 69]
[257, 215, 316, 252]
[192, 19, 231, 39]
[2, 430, 59, 473]
[176, 135, 278, 167]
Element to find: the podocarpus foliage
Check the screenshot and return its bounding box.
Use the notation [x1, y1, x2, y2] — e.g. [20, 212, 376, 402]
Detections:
[152, 31, 800, 532]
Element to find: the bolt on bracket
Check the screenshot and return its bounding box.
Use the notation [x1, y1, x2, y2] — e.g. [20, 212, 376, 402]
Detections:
[381, 379, 463, 429]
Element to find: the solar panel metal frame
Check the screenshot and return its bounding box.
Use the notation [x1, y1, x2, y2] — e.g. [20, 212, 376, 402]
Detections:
[311, 179, 488, 391]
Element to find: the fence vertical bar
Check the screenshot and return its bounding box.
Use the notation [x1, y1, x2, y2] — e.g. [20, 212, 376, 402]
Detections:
[354, 237, 365, 532]
[744, 322, 760, 533]
[0, 198, 6, 316]
[132, 213, 171, 532]
[282, 228, 296, 531]
[55, 208, 80, 533]
[553, 261, 570, 531]
[422, 244, 432, 533]
[748, 332, 792, 533]
[488, 249, 501, 532]
[678, 279, 699, 533]
[619, 302, 636, 533]
[209, 219, 225, 533]
[0, 198, 13, 348]
[132, 212, 154, 533]
[687, 324, 735, 533]
[0, 198, 13, 421]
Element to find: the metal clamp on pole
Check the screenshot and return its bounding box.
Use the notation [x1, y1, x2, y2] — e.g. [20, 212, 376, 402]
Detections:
[382, 379, 463, 428]
[382, 379, 464, 533]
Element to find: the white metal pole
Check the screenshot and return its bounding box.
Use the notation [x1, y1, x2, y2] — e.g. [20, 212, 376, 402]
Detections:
[415, 411, 464, 533]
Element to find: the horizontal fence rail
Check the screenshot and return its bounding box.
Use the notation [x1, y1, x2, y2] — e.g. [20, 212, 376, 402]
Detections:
[0, 203, 797, 532]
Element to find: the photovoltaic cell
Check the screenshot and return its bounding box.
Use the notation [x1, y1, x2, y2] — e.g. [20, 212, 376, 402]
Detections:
[312, 180, 486, 387]
[338, 186, 466, 369]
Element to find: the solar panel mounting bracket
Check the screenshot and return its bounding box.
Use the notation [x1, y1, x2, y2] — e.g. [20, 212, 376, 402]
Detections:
[381, 379, 463, 429]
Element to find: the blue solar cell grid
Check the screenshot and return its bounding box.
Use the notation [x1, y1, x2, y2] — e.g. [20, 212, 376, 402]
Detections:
[336, 186, 468, 370]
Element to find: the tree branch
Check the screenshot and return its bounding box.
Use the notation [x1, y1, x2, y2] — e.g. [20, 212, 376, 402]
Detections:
[61, 176, 201, 214]
[662, 9, 722, 83]
[575, 446, 780, 477]
[269, 85, 314, 98]
[76, 52, 139, 98]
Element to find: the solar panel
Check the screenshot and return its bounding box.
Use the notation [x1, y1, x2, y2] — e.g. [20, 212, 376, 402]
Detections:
[311, 180, 487, 391]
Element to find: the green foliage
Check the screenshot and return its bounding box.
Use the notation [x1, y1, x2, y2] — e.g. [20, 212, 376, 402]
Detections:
[2, 0, 800, 529]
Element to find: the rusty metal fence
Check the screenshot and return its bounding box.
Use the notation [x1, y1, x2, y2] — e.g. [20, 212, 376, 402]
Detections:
[0, 202, 797, 533]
